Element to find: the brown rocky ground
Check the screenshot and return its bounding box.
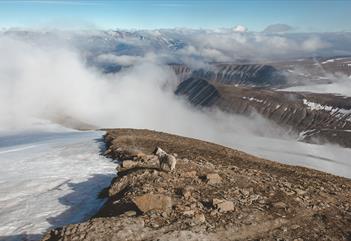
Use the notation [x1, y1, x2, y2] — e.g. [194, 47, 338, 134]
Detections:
[41, 129, 351, 241]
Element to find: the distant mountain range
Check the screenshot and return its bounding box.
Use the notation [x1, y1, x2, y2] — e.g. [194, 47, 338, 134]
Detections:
[2, 29, 351, 65]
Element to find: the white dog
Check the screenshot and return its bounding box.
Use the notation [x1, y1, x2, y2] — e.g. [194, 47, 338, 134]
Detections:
[154, 147, 177, 172]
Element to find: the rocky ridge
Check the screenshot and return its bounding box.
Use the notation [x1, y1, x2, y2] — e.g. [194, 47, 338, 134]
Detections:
[171, 57, 351, 88]
[41, 129, 351, 241]
[176, 78, 351, 147]
[171, 63, 286, 87]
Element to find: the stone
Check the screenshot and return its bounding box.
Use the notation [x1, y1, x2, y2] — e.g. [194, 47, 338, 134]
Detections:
[273, 202, 287, 209]
[124, 148, 144, 158]
[140, 154, 159, 163]
[291, 224, 300, 230]
[193, 213, 206, 223]
[212, 198, 234, 212]
[240, 189, 250, 197]
[206, 173, 222, 184]
[151, 223, 160, 228]
[121, 160, 137, 169]
[109, 175, 130, 196]
[295, 188, 307, 195]
[210, 210, 218, 216]
[183, 210, 195, 217]
[123, 210, 137, 217]
[103, 149, 111, 155]
[136, 152, 146, 158]
[181, 186, 193, 199]
[133, 194, 172, 213]
[182, 170, 197, 178]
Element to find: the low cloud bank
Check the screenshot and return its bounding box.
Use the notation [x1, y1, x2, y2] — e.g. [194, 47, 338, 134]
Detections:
[283, 74, 351, 97]
[0, 35, 286, 143]
[3, 29, 351, 68]
[1, 34, 351, 178]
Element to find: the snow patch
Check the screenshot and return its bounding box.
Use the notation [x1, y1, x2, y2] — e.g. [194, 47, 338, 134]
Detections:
[242, 96, 264, 103]
[0, 130, 116, 240]
[321, 59, 335, 64]
[302, 99, 351, 122]
[302, 99, 351, 116]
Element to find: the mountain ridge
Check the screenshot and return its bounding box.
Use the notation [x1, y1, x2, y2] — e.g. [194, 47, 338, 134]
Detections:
[40, 128, 351, 241]
[176, 78, 351, 148]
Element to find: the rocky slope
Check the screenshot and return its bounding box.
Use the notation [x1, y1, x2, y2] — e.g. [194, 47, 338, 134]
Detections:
[176, 78, 351, 147]
[171, 63, 287, 87]
[175, 77, 220, 106]
[41, 129, 351, 241]
[171, 57, 351, 88]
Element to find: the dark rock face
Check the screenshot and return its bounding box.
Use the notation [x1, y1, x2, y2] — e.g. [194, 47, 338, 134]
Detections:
[176, 77, 351, 147]
[171, 64, 287, 87]
[175, 77, 220, 106]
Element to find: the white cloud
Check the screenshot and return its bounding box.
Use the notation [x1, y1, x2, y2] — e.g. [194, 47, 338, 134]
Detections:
[233, 25, 248, 33]
[0, 35, 282, 141]
[302, 36, 330, 52]
[97, 54, 144, 66]
[2, 29, 348, 65]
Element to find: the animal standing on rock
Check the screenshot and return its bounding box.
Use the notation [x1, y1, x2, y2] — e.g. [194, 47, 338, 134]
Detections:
[154, 147, 177, 172]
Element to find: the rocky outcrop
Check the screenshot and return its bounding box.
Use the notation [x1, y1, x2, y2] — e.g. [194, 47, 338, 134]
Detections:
[133, 194, 172, 213]
[41, 129, 351, 241]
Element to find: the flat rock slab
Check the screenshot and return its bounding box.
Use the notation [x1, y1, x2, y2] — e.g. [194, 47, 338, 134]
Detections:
[133, 194, 172, 213]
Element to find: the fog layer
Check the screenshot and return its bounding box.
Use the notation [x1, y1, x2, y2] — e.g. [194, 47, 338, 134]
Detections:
[0, 35, 284, 138]
[1, 34, 351, 179]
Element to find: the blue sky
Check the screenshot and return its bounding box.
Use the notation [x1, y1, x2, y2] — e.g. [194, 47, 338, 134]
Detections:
[0, 0, 350, 31]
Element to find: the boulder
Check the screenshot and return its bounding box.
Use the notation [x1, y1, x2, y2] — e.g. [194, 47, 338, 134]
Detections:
[194, 213, 206, 223]
[133, 194, 172, 213]
[123, 210, 137, 217]
[121, 160, 137, 169]
[181, 186, 194, 199]
[206, 173, 222, 184]
[183, 210, 195, 217]
[212, 198, 234, 212]
[182, 170, 197, 178]
[273, 201, 287, 209]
